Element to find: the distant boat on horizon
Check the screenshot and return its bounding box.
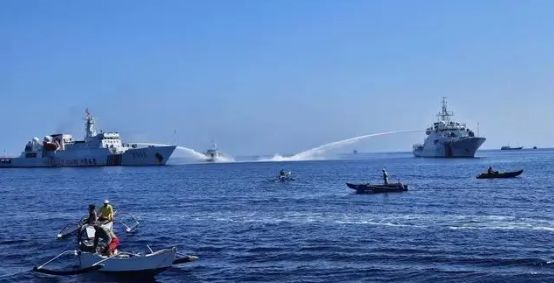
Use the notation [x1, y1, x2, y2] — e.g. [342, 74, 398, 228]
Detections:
[501, 146, 523, 150]
[204, 142, 222, 162]
[204, 142, 233, 162]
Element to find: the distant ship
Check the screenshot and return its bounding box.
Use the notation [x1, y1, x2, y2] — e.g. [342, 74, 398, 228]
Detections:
[204, 143, 223, 162]
[501, 146, 523, 150]
[0, 109, 176, 167]
[413, 98, 486, 158]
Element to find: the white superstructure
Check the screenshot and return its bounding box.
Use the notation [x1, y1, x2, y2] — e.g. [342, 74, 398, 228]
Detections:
[413, 98, 485, 158]
[0, 109, 175, 167]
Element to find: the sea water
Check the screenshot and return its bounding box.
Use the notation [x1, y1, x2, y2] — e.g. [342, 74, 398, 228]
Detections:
[1, 149, 554, 282]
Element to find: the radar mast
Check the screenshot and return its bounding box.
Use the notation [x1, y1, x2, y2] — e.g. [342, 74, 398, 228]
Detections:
[437, 97, 454, 122]
[84, 108, 97, 139]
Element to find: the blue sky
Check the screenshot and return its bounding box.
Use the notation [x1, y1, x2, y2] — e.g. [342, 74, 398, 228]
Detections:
[1, 1, 553, 156]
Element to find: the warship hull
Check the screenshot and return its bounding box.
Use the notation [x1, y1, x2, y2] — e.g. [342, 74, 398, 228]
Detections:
[413, 137, 485, 158]
[0, 146, 175, 168]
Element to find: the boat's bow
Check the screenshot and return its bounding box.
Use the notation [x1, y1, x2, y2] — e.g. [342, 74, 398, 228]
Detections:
[122, 145, 176, 166]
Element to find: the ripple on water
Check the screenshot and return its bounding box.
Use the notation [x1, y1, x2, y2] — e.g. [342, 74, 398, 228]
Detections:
[2, 151, 554, 282]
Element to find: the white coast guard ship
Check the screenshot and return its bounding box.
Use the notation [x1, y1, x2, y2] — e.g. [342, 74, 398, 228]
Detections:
[413, 98, 485, 158]
[0, 110, 176, 167]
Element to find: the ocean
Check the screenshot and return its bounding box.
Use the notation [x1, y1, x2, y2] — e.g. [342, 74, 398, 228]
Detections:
[1, 149, 554, 282]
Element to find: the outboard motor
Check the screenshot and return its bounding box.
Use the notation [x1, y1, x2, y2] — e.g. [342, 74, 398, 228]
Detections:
[78, 225, 97, 253]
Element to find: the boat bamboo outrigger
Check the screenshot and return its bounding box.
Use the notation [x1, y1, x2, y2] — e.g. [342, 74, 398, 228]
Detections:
[37, 213, 197, 277]
[57, 211, 138, 239]
[34, 245, 197, 276]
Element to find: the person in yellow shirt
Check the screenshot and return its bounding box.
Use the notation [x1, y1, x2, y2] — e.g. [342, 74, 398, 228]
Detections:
[98, 200, 114, 222]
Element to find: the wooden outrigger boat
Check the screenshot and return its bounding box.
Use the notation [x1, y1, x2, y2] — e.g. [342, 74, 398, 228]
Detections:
[36, 214, 196, 277]
[34, 247, 197, 276]
[476, 169, 523, 179]
[346, 182, 408, 193]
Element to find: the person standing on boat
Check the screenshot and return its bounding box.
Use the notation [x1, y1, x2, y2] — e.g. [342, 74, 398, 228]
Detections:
[487, 166, 498, 174]
[382, 168, 389, 185]
[98, 200, 114, 222]
[86, 204, 97, 225]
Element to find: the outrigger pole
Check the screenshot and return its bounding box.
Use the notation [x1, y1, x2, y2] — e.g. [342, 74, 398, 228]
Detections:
[34, 264, 103, 276]
[33, 250, 104, 276]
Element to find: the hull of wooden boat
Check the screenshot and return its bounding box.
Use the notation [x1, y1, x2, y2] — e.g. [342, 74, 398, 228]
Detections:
[79, 248, 176, 274]
[346, 183, 408, 193]
[476, 170, 523, 179]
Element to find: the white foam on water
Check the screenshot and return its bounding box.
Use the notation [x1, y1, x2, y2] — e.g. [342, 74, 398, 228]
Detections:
[152, 211, 554, 232]
[211, 155, 235, 163]
[133, 143, 210, 161]
[444, 215, 554, 231]
[266, 130, 421, 161]
[176, 146, 211, 160]
[259, 154, 291, 162]
[173, 145, 236, 163]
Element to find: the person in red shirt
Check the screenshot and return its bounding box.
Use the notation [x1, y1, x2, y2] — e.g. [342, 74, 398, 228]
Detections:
[107, 234, 120, 256]
[93, 224, 120, 256]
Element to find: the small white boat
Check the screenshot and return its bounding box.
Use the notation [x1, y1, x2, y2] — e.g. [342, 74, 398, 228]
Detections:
[203, 142, 234, 163]
[78, 248, 177, 275]
[37, 220, 196, 276]
[277, 171, 293, 182]
[204, 142, 224, 162]
[34, 248, 197, 276]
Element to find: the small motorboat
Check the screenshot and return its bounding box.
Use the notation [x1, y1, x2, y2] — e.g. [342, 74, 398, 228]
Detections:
[277, 170, 293, 182]
[476, 169, 523, 179]
[204, 148, 221, 162]
[501, 146, 523, 150]
[204, 142, 230, 162]
[346, 182, 408, 194]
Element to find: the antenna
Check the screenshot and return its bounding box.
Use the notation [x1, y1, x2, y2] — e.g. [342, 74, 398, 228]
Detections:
[437, 97, 454, 122]
[84, 108, 97, 139]
[211, 139, 217, 151]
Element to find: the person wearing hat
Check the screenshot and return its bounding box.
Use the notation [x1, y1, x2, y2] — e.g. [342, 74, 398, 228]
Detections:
[382, 168, 389, 185]
[98, 200, 114, 222]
